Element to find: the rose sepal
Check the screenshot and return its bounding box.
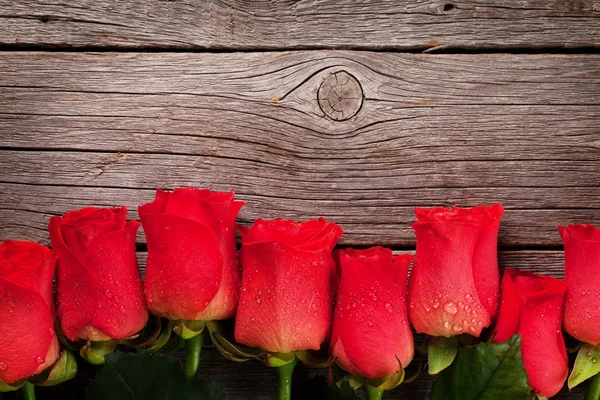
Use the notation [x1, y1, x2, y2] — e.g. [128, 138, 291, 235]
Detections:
[80, 340, 117, 365]
[568, 343, 600, 389]
[366, 361, 405, 391]
[0, 379, 24, 392]
[428, 336, 459, 375]
[29, 350, 77, 387]
[119, 316, 164, 350]
[205, 320, 263, 362]
[338, 363, 405, 392]
[173, 319, 205, 340]
[263, 352, 296, 368]
[144, 320, 176, 352]
[295, 348, 330, 368]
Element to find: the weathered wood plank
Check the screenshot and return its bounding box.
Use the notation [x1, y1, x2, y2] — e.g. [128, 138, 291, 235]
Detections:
[0, 1, 598, 50]
[0, 180, 598, 247]
[0, 52, 599, 246]
[132, 250, 566, 276]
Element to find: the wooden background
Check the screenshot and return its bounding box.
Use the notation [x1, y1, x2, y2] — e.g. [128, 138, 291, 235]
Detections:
[0, 1, 599, 398]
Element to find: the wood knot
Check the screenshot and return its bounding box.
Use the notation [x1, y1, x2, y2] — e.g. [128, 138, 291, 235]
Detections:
[318, 71, 363, 121]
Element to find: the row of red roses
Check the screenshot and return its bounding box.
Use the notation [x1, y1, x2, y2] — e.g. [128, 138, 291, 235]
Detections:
[0, 187, 599, 400]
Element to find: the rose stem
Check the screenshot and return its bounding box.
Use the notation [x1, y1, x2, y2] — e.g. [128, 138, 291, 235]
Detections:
[184, 332, 204, 381]
[587, 372, 600, 400]
[21, 382, 36, 400]
[276, 358, 298, 400]
[364, 385, 384, 400]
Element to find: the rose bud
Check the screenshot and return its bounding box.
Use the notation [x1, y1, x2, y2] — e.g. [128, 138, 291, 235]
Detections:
[235, 217, 342, 399]
[559, 224, 600, 344]
[330, 247, 413, 387]
[139, 188, 244, 380]
[0, 240, 60, 385]
[139, 188, 244, 323]
[49, 207, 148, 345]
[408, 204, 504, 338]
[235, 218, 343, 353]
[493, 269, 568, 398]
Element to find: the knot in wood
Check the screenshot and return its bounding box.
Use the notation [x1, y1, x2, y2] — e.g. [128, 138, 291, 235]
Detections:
[318, 71, 363, 121]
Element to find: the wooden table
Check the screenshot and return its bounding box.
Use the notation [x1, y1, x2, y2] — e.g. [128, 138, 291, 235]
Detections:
[0, 1, 599, 399]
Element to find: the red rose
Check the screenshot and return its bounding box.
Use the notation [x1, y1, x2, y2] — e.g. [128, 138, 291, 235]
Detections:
[234, 218, 343, 353]
[49, 207, 147, 341]
[408, 204, 503, 337]
[0, 240, 60, 384]
[330, 247, 413, 380]
[139, 188, 244, 321]
[559, 224, 600, 345]
[493, 269, 568, 398]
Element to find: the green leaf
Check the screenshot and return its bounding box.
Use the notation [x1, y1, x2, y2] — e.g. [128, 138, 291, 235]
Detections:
[428, 336, 458, 375]
[86, 351, 228, 400]
[431, 334, 531, 400]
[195, 377, 229, 400]
[569, 343, 600, 389]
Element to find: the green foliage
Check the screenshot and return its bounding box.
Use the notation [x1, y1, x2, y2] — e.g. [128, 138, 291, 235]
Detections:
[431, 335, 531, 400]
[86, 351, 227, 400]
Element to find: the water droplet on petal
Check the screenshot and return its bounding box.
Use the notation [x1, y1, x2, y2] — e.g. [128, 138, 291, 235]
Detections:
[104, 289, 113, 299]
[48, 328, 55, 337]
[432, 299, 440, 309]
[453, 324, 463, 332]
[35, 356, 45, 364]
[385, 303, 393, 312]
[0, 362, 6, 371]
[444, 302, 458, 315]
[255, 295, 261, 303]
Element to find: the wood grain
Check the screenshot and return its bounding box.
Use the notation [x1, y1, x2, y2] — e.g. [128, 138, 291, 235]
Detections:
[0, 0, 598, 50]
[0, 51, 599, 246]
[132, 250, 567, 277]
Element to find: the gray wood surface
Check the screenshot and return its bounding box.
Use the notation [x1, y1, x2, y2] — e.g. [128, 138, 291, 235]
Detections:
[0, 2, 598, 394]
[0, 52, 599, 247]
[0, 0, 598, 50]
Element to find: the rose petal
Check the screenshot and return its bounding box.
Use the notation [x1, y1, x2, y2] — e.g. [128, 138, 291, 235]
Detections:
[559, 224, 600, 344]
[331, 248, 413, 379]
[142, 214, 223, 320]
[0, 278, 54, 384]
[235, 242, 336, 353]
